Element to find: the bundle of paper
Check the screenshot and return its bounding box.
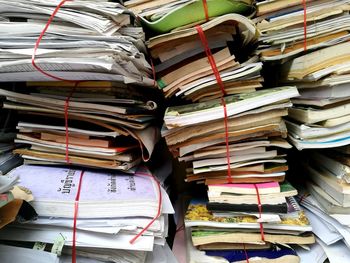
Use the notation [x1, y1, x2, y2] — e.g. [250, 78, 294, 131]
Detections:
[207, 181, 297, 208]
[278, 41, 350, 149]
[0, 0, 153, 84]
[0, 84, 161, 171]
[162, 86, 298, 184]
[302, 151, 350, 209]
[186, 228, 302, 263]
[125, 0, 255, 34]
[162, 82, 313, 260]
[0, 165, 175, 262]
[184, 196, 314, 262]
[255, 0, 350, 62]
[0, 243, 178, 263]
[297, 185, 350, 262]
[147, 14, 262, 102]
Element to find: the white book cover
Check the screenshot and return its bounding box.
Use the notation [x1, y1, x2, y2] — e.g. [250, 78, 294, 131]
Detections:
[10, 165, 174, 218]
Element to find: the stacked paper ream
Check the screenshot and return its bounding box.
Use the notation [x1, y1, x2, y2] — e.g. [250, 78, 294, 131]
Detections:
[253, 0, 350, 261]
[254, 0, 350, 62]
[0, 84, 161, 171]
[0, 0, 153, 85]
[279, 41, 350, 149]
[0, 1, 178, 262]
[286, 148, 350, 260]
[0, 0, 164, 172]
[143, 2, 316, 262]
[0, 165, 175, 262]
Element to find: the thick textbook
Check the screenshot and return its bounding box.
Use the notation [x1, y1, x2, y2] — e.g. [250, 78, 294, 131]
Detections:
[9, 165, 172, 218]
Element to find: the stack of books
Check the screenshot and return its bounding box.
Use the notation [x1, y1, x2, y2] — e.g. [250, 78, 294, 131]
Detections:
[279, 41, 350, 149]
[253, 0, 350, 149]
[185, 192, 315, 262]
[125, 0, 255, 34]
[147, 14, 261, 102]
[0, 84, 160, 171]
[253, 1, 350, 260]
[0, 165, 175, 263]
[163, 86, 299, 184]
[144, 1, 317, 260]
[0, 0, 153, 85]
[0, 1, 178, 262]
[254, 0, 350, 62]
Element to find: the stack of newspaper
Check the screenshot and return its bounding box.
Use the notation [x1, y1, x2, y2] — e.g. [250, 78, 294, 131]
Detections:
[0, 0, 153, 85]
[0, 84, 161, 171]
[0, 165, 175, 263]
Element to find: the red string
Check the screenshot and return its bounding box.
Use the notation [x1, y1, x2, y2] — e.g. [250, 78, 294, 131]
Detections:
[31, 0, 76, 83]
[195, 26, 226, 96]
[31, 2, 83, 263]
[176, 224, 185, 233]
[201, 0, 209, 21]
[31, 0, 80, 165]
[243, 243, 250, 263]
[302, 0, 307, 51]
[195, 25, 232, 183]
[72, 170, 85, 263]
[254, 184, 265, 242]
[129, 171, 162, 244]
[64, 84, 79, 163]
[299, 193, 309, 204]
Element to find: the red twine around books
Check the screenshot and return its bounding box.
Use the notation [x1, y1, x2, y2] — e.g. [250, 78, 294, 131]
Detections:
[129, 172, 162, 244]
[254, 184, 265, 241]
[302, 0, 307, 51]
[195, 25, 232, 183]
[201, 0, 209, 22]
[32, 0, 75, 83]
[32, 1, 82, 263]
[64, 84, 79, 164]
[243, 243, 250, 263]
[72, 170, 85, 263]
[31, 0, 79, 165]
[195, 26, 226, 96]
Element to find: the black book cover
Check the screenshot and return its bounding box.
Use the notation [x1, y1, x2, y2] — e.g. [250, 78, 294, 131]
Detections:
[207, 202, 288, 214]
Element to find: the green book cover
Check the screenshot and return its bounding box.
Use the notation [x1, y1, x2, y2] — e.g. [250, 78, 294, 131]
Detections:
[141, 0, 255, 34]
